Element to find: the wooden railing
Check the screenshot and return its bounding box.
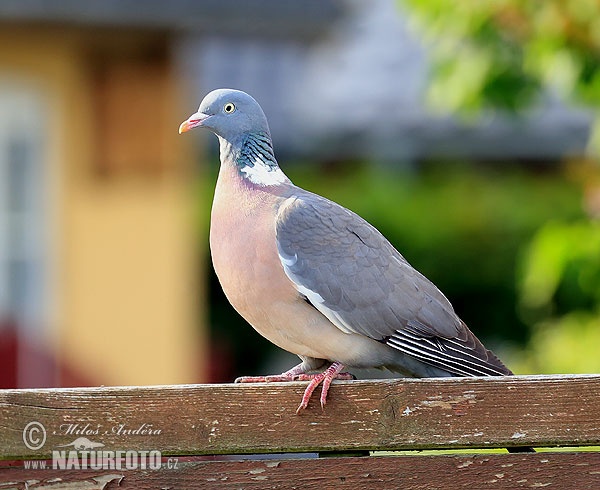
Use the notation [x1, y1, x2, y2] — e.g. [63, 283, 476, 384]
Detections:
[1, 374, 599, 488]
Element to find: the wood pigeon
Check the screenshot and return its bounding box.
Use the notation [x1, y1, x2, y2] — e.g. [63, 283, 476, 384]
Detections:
[179, 89, 514, 414]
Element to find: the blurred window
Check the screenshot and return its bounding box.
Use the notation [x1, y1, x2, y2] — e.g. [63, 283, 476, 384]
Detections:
[0, 78, 50, 386]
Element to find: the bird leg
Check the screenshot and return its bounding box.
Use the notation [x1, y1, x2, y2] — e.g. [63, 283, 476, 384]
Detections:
[235, 361, 354, 413]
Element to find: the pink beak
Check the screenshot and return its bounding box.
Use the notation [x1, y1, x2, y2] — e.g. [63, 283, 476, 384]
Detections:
[178, 111, 210, 134]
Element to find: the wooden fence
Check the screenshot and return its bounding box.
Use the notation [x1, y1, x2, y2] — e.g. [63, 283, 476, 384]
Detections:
[1, 374, 599, 488]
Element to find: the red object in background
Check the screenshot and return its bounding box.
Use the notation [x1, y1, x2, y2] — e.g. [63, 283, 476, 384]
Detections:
[0, 321, 18, 388]
[208, 339, 236, 383]
[0, 318, 94, 389]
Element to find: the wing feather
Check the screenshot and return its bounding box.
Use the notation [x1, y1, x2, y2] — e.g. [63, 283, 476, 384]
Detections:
[275, 191, 511, 377]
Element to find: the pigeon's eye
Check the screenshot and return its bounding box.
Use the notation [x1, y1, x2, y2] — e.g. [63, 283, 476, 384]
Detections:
[224, 102, 236, 114]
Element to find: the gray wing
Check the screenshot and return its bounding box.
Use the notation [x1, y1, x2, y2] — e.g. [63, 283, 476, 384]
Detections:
[275, 191, 511, 377]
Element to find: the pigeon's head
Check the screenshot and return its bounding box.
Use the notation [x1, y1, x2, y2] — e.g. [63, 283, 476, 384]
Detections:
[179, 89, 270, 144]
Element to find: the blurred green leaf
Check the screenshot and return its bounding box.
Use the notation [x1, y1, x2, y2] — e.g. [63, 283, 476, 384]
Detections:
[519, 220, 600, 312]
[511, 311, 600, 374]
[403, 0, 600, 125]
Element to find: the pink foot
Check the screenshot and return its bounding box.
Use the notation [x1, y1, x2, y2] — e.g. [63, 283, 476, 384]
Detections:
[295, 362, 353, 414]
[234, 362, 354, 413]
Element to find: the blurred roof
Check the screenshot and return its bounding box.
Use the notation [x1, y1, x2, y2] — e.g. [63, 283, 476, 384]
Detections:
[0, 0, 342, 38]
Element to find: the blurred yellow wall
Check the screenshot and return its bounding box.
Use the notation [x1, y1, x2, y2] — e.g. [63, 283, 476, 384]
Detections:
[0, 26, 206, 386]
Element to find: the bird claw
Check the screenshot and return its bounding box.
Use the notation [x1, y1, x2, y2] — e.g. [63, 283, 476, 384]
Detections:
[295, 401, 309, 415]
[235, 362, 354, 413]
[295, 362, 351, 414]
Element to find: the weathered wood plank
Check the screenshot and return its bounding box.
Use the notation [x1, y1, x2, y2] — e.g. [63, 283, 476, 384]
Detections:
[1, 453, 599, 489]
[1, 375, 599, 460]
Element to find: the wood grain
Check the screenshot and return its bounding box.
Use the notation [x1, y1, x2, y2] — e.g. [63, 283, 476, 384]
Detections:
[1, 453, 599, 489]
[1, 375, 599, 461]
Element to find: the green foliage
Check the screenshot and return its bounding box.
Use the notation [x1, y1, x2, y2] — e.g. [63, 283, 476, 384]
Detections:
[519, 221, 600, 314]
[404, 0, 600, 114]
[511, 311, 600, 374]
[514, 220, 600, 373]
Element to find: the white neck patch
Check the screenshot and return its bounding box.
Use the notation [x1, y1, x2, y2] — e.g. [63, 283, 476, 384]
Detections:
[239, 156, 288, 186]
